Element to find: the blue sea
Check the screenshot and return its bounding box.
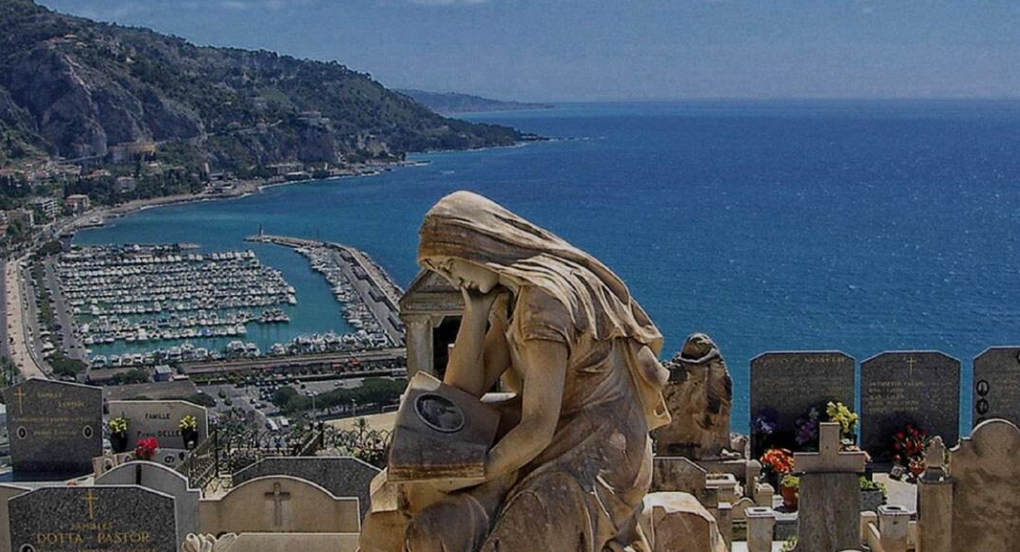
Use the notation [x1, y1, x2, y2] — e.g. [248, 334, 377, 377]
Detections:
[76, 100, 1020, 432]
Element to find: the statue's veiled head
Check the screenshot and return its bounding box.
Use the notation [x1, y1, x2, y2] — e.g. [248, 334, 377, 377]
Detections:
[418, 190, 579, 285]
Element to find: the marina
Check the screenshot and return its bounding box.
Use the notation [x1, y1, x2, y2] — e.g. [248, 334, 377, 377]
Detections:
[246, 233, 405, 348]
[56, 245, 298, 365]
[53, 238, 406, 369]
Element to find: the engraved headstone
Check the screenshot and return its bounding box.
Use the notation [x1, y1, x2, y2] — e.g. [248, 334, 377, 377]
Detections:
[860, 351, 961, 459]
[749, 351, 855, 454]
[387, 372, 500, 482]
[972, 347, 1020, 428]
[96, 461, 200, 549]
[233, 456, 380, 519]
[107, 400, 209, 450]
[3, 378, 102, 476]
[10, 486, 177, 552]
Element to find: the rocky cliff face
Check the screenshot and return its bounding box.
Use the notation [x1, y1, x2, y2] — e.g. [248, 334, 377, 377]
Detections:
[0, 0, 525, 168]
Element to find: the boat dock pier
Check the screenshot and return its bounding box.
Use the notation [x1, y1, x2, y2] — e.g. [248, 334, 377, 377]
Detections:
[246, 234, 405, 347]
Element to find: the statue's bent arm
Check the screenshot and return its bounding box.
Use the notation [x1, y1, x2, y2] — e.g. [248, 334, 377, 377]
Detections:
[485, 339, 567, 480]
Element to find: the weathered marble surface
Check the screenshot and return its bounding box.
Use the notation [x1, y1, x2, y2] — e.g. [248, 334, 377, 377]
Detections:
[640, 492, 728, 552]
[108, 399, 209, 450]
[654, 333, 733, 459]
[184, 532, 359, 552]
[387, 372, 500, 482]
[950, 419, 1020, 552]
[233, 456, 380, 519]
[363, 191, 672, 552]
[199, 475, 360, 535]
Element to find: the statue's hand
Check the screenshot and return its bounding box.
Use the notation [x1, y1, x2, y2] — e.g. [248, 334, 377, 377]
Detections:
[461, 286, 505, 321]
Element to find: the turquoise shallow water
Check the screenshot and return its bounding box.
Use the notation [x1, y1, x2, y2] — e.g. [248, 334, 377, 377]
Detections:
[77, 100, 1020, 431]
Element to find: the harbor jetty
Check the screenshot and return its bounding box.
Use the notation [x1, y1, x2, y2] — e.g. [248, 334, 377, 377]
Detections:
[245, 233, 405, 347]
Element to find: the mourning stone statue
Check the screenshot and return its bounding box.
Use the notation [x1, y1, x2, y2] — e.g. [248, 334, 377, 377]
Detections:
[653, 333, 734, 460]
[360, 191, 672, 552]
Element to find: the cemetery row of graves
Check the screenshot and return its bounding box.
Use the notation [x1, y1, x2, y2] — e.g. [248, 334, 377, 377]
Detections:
[0, 345, 1018, 551]
[748, 348, 1020, 463]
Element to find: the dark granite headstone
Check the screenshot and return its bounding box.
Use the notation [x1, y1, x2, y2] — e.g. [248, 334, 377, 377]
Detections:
[972, 347, 1020, 428]
[232, 456, 381, 519]
[860, 351, 961, 458]
[3, 378, 102, 476]
[96, 462, 200, 549]
[749, 351, 855, 454]
[9, 486, 177, 552]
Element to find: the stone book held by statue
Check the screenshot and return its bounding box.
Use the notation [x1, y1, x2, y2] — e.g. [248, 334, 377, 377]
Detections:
[387, 372, 501, 482]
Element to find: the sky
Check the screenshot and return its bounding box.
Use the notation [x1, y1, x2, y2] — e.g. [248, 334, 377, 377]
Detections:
[38, 0, 1020, 102]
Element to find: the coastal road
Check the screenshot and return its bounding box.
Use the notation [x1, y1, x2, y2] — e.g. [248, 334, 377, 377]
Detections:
[5, 259, 47, 380]
[0, 260, 8, 361]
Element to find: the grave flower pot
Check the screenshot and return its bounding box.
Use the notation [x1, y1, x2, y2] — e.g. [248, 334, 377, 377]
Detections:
[182, 428, 199, 449]
[780, 483, 799, 511]
[861, 489, 885, 511]
[110, 432, 129, 453]
[909, 459, 927, 479]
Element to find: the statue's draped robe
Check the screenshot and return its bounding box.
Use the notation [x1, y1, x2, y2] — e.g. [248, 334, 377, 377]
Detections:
[404, 191, 671, 552]
[407, 287, 659, 552]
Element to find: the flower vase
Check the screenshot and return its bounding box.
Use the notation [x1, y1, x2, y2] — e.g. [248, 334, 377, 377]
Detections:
[182, 428, 199, 450]
[780, 484, 799, 511]
[909, 459, 927, 479]
[110, 432, 128, 453]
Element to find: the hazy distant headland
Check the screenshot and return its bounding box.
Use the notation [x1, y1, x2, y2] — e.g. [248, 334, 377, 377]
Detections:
[396, 89, 553, 114]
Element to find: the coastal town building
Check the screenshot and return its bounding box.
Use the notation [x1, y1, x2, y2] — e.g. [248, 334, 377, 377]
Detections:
[109, 140, 157, 163]
[64, 194, 90, 214]
[28, 196, 59, 220]
[115, 176, 138, 194]
[6, 208, 34, 228]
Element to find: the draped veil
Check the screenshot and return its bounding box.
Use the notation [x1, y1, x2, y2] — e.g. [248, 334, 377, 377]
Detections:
[418, 190, 671, 431]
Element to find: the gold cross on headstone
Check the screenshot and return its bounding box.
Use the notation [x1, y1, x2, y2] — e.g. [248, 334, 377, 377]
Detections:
[13, 388, 26, 415]
[81, 489, 98, 521]
[794, 423, 867, 474]
[264, 482, 291, 529]
[905, 356, 918, 377]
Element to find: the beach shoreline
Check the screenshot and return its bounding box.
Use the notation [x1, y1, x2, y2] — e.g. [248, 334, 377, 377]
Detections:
[76, 160, 427, 232]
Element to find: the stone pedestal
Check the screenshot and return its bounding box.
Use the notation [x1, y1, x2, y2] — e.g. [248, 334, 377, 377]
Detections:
[792, 423, 868, 552]
[917, 438, 952, 552]
[754, 483, 774, 507]
[716, 501, 732, 549]
[745, 507, 776, 552]
[797, 473, 862, 552]
[877, 505, 911, 552]
[745, 460, 762, 500]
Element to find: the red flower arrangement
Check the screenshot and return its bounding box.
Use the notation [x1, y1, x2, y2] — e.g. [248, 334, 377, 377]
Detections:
[760, 447, 795, 475]
[135, 437, 159, 461]
[890, 424, 930, 466]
